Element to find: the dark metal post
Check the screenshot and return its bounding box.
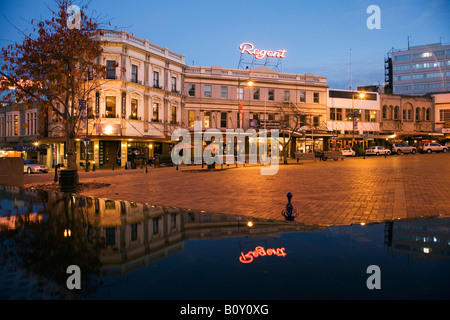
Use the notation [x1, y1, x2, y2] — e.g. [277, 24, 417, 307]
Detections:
[54, 165, 58, 182]
[281, 192, 298, 221]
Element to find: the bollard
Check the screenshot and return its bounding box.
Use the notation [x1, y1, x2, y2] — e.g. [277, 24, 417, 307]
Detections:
[146, 161, 148, 173]
[112, 163, 115, 170]
[93, 163, 96, 171]
[281, 192, 298, 221]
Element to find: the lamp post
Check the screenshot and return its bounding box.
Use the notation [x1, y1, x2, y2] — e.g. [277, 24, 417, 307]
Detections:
[238, 78, 253, 129]
[352, 91, 365, 146]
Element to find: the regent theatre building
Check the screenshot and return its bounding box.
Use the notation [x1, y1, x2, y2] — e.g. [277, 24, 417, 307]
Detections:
[183, 42, 330, 158]
[42, 30, 185, 169]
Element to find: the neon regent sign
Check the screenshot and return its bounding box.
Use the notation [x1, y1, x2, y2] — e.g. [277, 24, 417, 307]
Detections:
[239, 42, 287, 60]
[239, 246, 287, 264]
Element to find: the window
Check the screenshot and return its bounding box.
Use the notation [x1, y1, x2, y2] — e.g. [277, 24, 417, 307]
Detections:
[395, 75, 411, 81]
[188, 84, 195, 97]
[382, 105, 387, 119]
[220, 112, 227, 128]
[0, 116, 4, 137]
[221, 86, 227, 98]
[152, 102, 159, 121]
[396, 85, 411, 91]
[268, 113, 275, 121]
[131, 99, 138, 119]
[237, 87, 243, 100]
[426, 108, 431, 121]
[152, 218, 159, 235]
[330, 108, 336, 121]
[131, 64, 138, 83]
[369, 110, 377, 122]
[131, 223, 138, 242]
[394, 54, 411, 61]
[153, 71, 160, 88]
[106, 60, 116, 79]
[172, 77, 177, 92]
[415, 107, 421, 121]
[253, 88, 260, 100]
[413, 52, 432, 59]
[313, 93, 319, 103]
[345, 109, 353, 121]
[284, 91, 290, 102]
[299, 91, 306, 103]
[204, 111, 211, 128]
[413, 62, 444, 69]
[188, 110, 195, 127]
[105, 96, 116, 118]
[171, 106, 177, 123]
[26, 111, 37, 135]
[336, 108, 342, 121]
[394, 65, 411, 71]
[313, 116, 319, 127]
[412, 72, 443, 79]
[14, 115, 18, 135]
[439, 109, 450, 122]
[268, 89, 274, 101]
[414, 83, 444, 90]
[80, 141, 94, 161]
[204, 85, 211, 97]
[394, 106, 399, 120]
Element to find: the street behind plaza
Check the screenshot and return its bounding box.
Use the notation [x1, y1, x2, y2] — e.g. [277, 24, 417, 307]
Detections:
[23, 153, 450, 226]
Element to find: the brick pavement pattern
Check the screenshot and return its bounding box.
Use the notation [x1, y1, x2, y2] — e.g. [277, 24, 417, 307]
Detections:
[24, 153, 450, 226]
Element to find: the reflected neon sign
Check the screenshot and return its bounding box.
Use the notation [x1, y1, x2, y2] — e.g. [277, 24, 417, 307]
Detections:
[239, 246, 287, 264]
[239, 42, 287, 60]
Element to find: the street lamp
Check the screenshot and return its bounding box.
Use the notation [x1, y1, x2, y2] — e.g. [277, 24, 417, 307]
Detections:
[351, 91, 366, 145]
[238, 78, 253, 129]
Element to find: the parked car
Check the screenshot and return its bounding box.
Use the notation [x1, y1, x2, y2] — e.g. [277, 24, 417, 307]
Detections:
[24, 160, 49, 174]
[365, 146, 391, 156]
[341, 147, 356, 157]
[392, 143, 417, 154]
[419, 143, 448, 154]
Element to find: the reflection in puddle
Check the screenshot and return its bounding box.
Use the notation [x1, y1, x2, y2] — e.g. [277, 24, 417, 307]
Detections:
[1, 184, 449, 300]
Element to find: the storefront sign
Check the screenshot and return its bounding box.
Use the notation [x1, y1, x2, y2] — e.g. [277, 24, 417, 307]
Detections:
[96, 123, 121, 135]
[239, 42, 287, 60]
[239, 246, 286, 264]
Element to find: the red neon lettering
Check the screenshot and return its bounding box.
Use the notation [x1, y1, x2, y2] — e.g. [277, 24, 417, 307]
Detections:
[239, 246, 287, 264]
[239, 43, 286, 60]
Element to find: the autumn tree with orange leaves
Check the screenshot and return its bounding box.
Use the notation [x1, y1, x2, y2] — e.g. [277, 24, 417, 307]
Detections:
[0, 0, 105, 180]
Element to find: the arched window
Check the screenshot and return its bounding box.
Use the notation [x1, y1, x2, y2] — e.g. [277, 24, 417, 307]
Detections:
[426, 108, 431, 121]
[394, 106, 399, 120]
[416, 107, 421, 121]
[382, 105, 387, 119]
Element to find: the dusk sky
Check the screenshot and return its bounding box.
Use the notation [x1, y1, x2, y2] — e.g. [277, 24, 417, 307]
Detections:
[1, 0, 449, 90]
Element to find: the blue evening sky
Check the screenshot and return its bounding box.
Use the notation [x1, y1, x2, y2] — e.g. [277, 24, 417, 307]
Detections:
[0, 0, 449, 90]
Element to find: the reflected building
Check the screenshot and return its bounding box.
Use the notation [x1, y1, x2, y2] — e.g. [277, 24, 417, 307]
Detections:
[385, 218, 450, 261]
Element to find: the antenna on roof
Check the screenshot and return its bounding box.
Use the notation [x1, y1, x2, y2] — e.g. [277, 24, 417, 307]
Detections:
[407, 36, 410, 49]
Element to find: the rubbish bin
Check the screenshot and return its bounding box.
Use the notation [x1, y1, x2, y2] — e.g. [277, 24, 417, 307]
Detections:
[59, 169, 78, 193]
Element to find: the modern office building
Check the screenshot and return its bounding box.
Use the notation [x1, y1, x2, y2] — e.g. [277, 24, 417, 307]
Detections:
[386, 42, 450, 96]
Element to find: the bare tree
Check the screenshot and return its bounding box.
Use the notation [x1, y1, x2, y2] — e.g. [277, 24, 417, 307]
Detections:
[0, 0, 106, 182]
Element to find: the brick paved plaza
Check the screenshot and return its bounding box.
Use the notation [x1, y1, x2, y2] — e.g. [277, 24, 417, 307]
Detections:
[24, 153, 450, 226]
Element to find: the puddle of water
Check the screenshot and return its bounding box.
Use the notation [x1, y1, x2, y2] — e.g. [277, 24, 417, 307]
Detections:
[1, 185, 449, 300]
